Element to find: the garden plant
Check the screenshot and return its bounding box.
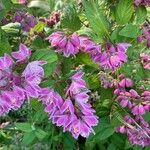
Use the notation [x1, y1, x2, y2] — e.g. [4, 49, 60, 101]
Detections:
[0, 0, 150, 149]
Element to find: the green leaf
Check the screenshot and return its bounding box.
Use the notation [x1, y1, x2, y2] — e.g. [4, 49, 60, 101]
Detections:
[31, 98, 44, 111]
[1, 22, 20, 35]
[61, 5, 81, 32]
[86, 117, 115, 143]
[35, 128, 47, 140]
[28, 0, 50, 11]
[76, 52, 98, 68]
[115, 0, 134, 25]
[83, 0, 110, 39]
[0, 0, 11, 21]
[31, 49, 58, 76]
[62, 132, 76, 150]
[15, 123, 32, 132]
[119, 24, 141, 38]
[135, 6, 147, 24]
[0, 28, 11, 55]
[33, 109, 47, 123]
[143, 112, 150, 123]
[22, 132, 36, 146]
[32, 21, 46, 33]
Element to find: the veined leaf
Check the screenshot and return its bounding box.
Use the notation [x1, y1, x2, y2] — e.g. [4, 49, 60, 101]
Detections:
[135, 6, 147, 24]
[82, 0, 110, 39]
[115, 0, 134, 25]
[61, 5, 81, 32]
[119, 24, 141, 38]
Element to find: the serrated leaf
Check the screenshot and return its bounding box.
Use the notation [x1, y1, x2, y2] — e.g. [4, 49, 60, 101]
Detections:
[61, 5, 81, 32]
[15, 123, 32, 132]
[115, 0, 134, 25]
[119, 24, 141, 38]
[83, 0, 110, 39]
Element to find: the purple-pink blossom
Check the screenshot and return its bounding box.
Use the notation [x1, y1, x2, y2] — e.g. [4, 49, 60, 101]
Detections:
[13, 11, 37, 32]
[140, 53, 150, 70]
[47, 32, 80, 57]
[117, 115, 150, 147]
[137, 24, 150, 49]
[134, 0, 150, 6]
[12, 43, 31, 63]
[39, 71, 98, 139]
[0, 44, 46, 116]
[99, 43, 131, 71]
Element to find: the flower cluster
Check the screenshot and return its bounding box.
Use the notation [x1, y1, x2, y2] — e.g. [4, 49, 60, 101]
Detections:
[80, 36, 102, 64]
[80, 38, 131, 71]
[134, 0, 150, 6]
[117, 115, 150, 147]
[39, 71, 98, 138]
[115, 75, 150, 115]
[47, 32, 131, 71]
[46, 11, 61, 27]
[47, 32, 80, 57]
[140, 53, 150, 70]
[0, 44, 46, 116]
[115, 75, 150, 146]
[13, 11, 37, 32]
[137, 24, 150, 49]
[99, 71, 117, 89]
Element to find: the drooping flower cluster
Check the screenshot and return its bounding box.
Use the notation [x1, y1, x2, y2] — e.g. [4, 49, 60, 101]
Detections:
[0, 44, 46, 116]
[137, 24, 150, 49]
[115, 75, 150, 146]
[140, 53, 150, 70]
[99, 43, 131, 71]
[134, 0, 150, 6]
[47, 32, 131, 71]
[47, 32, 80, 57]
[13, 11, 37, 32]
[115, 75, 150, 115]
[117, 115, 150, 147]
[39, 71, 98, 138]
[79, 37, 102, 64]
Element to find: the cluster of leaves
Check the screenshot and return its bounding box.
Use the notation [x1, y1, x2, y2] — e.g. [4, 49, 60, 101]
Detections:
[0, 0, 150, 150]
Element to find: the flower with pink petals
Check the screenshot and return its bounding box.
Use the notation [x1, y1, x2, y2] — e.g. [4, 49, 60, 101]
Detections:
[12, 43, 31, 63]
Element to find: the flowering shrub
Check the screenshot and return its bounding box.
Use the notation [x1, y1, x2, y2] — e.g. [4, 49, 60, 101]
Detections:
[0, 0, 150, 149]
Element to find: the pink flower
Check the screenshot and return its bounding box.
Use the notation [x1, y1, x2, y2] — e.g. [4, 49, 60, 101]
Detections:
[140, 53, 150, 70]
[47, 32, 80, 57]
[19, 0, 27, 4]
[39, 71, 98, 139]
[12, 43, 31, 63]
